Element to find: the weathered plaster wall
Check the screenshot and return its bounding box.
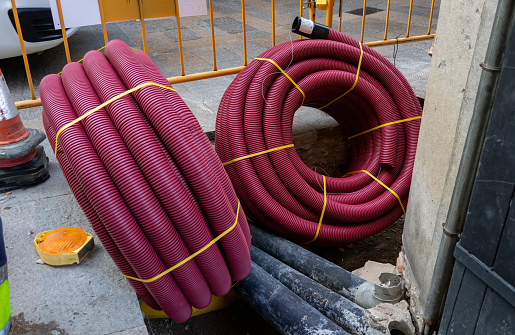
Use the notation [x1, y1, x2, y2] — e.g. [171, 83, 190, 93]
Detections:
[402, 0, 497, 316]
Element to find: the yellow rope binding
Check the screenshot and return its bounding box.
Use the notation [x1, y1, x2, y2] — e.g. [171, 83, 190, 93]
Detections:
[222, 144, 294, 166]
[319, 42, 363, 111]
[54, 82, 176, 152]
[345, 170, 405, 213]
[75, 46, 106, 65]
[305, 175, 327, 244]
[255, 58, 306, 105]
[348, 116, 422, 139]
[124, 200, 241, 283]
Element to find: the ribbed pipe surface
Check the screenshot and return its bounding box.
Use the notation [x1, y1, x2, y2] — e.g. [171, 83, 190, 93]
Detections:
[40, 40, 251, 322]
[216, 28, 422, 247]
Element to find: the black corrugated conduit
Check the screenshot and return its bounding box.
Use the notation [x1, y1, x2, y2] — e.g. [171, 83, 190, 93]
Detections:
[39, 40, 251, 322]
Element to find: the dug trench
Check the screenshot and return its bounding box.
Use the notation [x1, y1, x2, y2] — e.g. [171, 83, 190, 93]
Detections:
[146, 124, 405, 335]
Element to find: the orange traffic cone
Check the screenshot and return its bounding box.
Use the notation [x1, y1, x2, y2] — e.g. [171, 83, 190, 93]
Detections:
[0, 68, 49, 191]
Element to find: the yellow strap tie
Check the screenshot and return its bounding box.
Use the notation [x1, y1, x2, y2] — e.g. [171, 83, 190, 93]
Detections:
[54, 82, 176, 152]
[125, 200, 241, 283]
[75, 45, 106, 65]
[222, 144, 294, 166]
[345, 170, 405, 213]
[305, 175, 327, 244]
[255, 58, 306, 105]
[348, 116, 422, 139]
[319, 42, 363, 111]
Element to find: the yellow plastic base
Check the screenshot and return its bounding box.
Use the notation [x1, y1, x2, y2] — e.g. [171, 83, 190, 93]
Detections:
[140, 288, 239, 318]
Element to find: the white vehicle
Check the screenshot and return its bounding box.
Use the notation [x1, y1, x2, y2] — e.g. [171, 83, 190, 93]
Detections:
[0, 0, 77, 59]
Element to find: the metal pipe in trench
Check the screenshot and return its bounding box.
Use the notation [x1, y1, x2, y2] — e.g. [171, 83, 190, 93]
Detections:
[235, 262, 350, 335]
[250, 246, 383, 335]
[249, 223, 403, 309]
[422, 0, 515, 332]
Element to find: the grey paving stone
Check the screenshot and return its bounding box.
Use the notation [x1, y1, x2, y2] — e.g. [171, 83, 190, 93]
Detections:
[173, 86, 218, 132]
[162, 26, 201, 42]
[193, 18, 231, 37]
[68, 26, 105, 56]
[151, 49, 212, 76]
[405, 66, 430, 98]
[244, 3, 273, 22]
[245, 41, 270, 59]
[91, 22, 137, 48]
[346, 6, 386, 16]
[140, 18, 177, 33]
[206, 17, 256, 35]
[2, 192, 146, 335]
[211, 1, 240, 15]
[390, 4, 440, 18]
[340, 0, 371, 12]
[193, 46, 241, 64]
[115, 20, 144, 35]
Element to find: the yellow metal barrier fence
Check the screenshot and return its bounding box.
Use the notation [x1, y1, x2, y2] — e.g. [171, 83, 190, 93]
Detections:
[12, 0, 436, 110]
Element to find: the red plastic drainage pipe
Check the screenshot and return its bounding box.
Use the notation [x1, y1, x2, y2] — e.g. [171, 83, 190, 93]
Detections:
[216, 19, 422, 247]
[39, 40, 251, 322]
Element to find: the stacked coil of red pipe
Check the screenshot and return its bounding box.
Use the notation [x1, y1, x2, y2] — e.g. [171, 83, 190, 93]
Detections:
[216, 22, 422, 248]
[40, 40, 251, 322]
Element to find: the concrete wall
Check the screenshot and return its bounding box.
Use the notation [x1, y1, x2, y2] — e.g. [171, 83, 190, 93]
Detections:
[402, 0, 497, 319]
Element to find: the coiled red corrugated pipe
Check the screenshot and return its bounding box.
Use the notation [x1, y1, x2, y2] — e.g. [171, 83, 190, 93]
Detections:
[216, 19, 422, 248]
[40, 40, 251, 322]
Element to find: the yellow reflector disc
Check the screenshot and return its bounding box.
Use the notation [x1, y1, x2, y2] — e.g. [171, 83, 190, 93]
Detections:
[37, 227, 88, 255]
[34, 227, 94, 266]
